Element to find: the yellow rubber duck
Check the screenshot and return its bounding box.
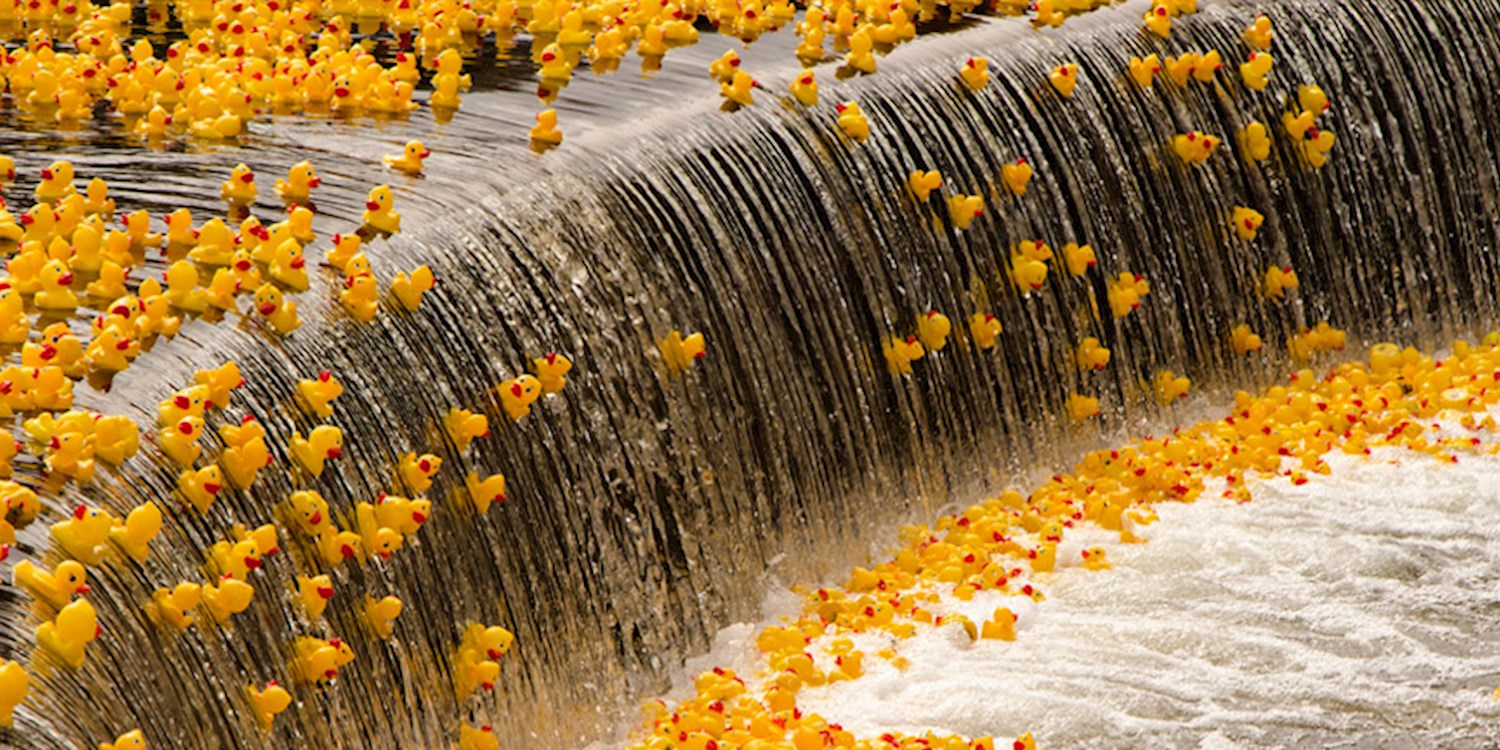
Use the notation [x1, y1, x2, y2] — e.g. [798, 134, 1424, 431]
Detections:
[882, 335, 924, 375]
[178, 464, 224, 513]
[1232, 206, 1264, 241]
[1194, 50, 1224, 83]
[1231, 324, 1263, 354]
[83, 177, 115, 217]
[1076, 338, 1111, 370]
[34, 258, 77, 310]
[465, 472, 507, 513]
[391, 265, 435, 311]
[247, 681, 291, 730]
[1153, 370, 1191, 404]
[1143, 3, 1170, 38]
[1239, 51, 1273, 91]
[979, 607, 1016, 640]
[35, 161, 76, 204]
[1066, 392, 1100, 421]
[194, 362, 244, 410]
[188, 218, 237, 266]
[528, 108, 563, 146]
[790, 69, 818, 106]
[298, 574, 335, 620]
[274, 160, 321, 203]
[1301, 127, 1336, 169]
[658, 331, 707, 376]
[363, 594, 403, 639]
[200, 575, 255, 625]
[52, 504, 117, 565]
[120, 210, 160, 248]
[1240, 120, 1272, 162]
[908, 170, 942, 202]
[836, 101, 870, 142]
[383, 140, 431, 175]
[1284, 112, 1318, 141]
[1160, 52, 1196, 87]
[161, 261, 207, 313]
[253, 283, 300, 334]
[1107, 271, 1149, 317]
[83, 261, 128, 301]
[709, 50, 741, 83]
[1060, 242, 1096, 276]
[85, 323, 137, 373]
[1263, 265, 1299, 300]
[293, 636, 352, 684]
[12, 559, 89, 608]
[1048, 63, 1078, 97]
[109, 501, 162, 563]
[158, 384, 210, 427]
[23, 323, 86, 378]
[354, 501, 404, 561]
[36, 597, 98, 668]
[159, 416, 205, 466]
[361, 185, 401, 235]
[916, 310, 951, 351]
[297, 371, 343, 419]
[100, 416, 141, 467]
[398, 453, 442, 493]
[1128, 54, 1160, 87]
[459, 725, 499, 750]
[326, 232, 362, 271]
[1244, 14, 1273, 50]
[497, 374, 544, 420]
[947, 194, 983, 230]
[0, 660, 28, 727]
[720, 69, 757, 107]
[1172, 131, 1220, 165]
[341, 270, 379, 323]
[291, 425, 344, 477]
[96, 728, 144, 749]
[264, 240, 307, 292]
[532, 351, 573, 394]
[220, 163, 257, 204]
[146, 582, 201, 631]
[968, 313, 1002, 350]
[1001, 158, 1032, 196]
[1010, 253, 1048, 292]
[220, 417, 271, 490]
[958, 56, 990, 90]
[1299, 85, 1331, 114]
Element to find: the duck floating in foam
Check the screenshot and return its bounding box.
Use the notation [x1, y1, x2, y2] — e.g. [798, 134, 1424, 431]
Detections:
[1153, 370, 1191, 405]
[979, 607, 1016, 640]
[36, 597, 99, 668]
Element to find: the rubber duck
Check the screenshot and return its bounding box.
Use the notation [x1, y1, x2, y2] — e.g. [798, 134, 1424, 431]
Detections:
[383, 140, 431, 175]
[160, 208, 195, 247]
[1059, 242, 1096, 277]
[267, 239, 308, 291]
[274, 161, 321, 203]
[979, 607, 1016, 640]
[109, 501, 162, 563]
[34, 259, 77, 310]
[438, 410, 488, 455]
[459, 725, 499, 750]
[52, 504, 116, 564]
[789, 69, 818, 106]
[247, 681, 291, 730]
[1014, 733, 1039, 750]
[326, 233, 362, 271]
[36, 597, 98, 668]
[1143, 3, 1170, 38]
[1186, 50, 1222, 84]
[159, 416, 205, 466]
[293, 371, 342, 419]
[220, 417, 271, 490]
[657, 331, 707, 376]
[0, 661, 25, 728]
[1001, 158, 1033, 196]
[1244, 14, 1273, 50]
[1299, 85, 1331, 115]
[95, 415, 140, 466]
[532, 352, 572, 394]
[1240, 120, 1272, 162]
[0, 156, 14, 185]
[296, 574, 335, 620]
[836, 101, 869, 142]
[1232, 206, 1264, 241]
[178, 465, 223, 513]
[1066, 392, 1100, 421]
[0, 291, 26, 346]
[291, 425, 343, 477]
[293, 636, 351, 683]
[1230, 324, 1263, 354]
[1301, 127, 1336, 169]
[1162, 52, 1197, 87]
[195, 362, 245, 410]
[908, 170, 943, 202]
[135, 106, 173, 138]
[955, 56, 991, 91]
[339, 269, 378, 324]
[35, 161, 76, 204]
[84, 261, 128, 301]
[391, 265, 435, 311]
[947, 194, 983, 230]
[1010, 253, 1048, 292]
[363, 595, 403, 639]
[844, 27, 876, 73]
[1239, 51, 1273, 91]
[882, 335, 924, 375]
[354, 501, 404, 561]
[275, 205, 317, 244]
[12, 559, 89, 608]
[23, 323, 86, 378]
[1076, 337, 1111, 370]
[1081, 546, 1111, 571]
[1263, 265, 1298, 300]
[720, 69, 758, 107]
[1153, 370, 1191, 405]
[200, 575, 255, 625]
[968, 313, 1002, 350]
[454, 647, 501, 698]
[86, 322, 136, 373]
[145, 583, 201, 631]
[1173, 131, 1221, 165]
[1107, 272, 1149, 317]
[253, 283, 300, 334]
[361, 185, 400, 235]
[220, 163, 257, 205]
[1048, 63, 1078, 97]
[398, 453, 441, 493]
[465, 472, 506, 513]
[916, 310, 951, 352]
[709, 50, 741, 83]
[1128, 54, 1160, 87]
[120, 210, 160, 248]
[187, 218, 236, 266]
[83, 178, 115, 217]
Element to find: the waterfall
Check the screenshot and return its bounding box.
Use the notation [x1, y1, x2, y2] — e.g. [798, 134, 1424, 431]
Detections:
[5, 0, 1500, 747]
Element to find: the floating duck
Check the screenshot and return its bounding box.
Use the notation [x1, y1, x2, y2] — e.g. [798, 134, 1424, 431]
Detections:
[93, 415, 139, 466]
[221, 417, 272, 490]
[1128, 54, 1160, 87]
[1076, 338, 1111, 370]
[293, 636, 352, 684]
[1231, 324, 1263, 354]
[1301, 127, 1336, 169]
[24, 323, 86, 379]
[465, 472, 507, 514]
[1107, 272, 1149, 317]
[354, 501, 404, 561]
[1299, 85, 1331, 114]
[0, 661, 27, 727]
[200, 575, 255, 625]
[397, 453, 442, 494]
[120, 210, 161, 248]
[34, 259, 77, 311]
[844, 27, 876, 73]
[658, 331, 707, 376]
[709, 50, 742, 83]
[720, 70, 758, 107]
[361, 185, 401, 235]
[1010, 253, 1048, 292]
[247, 681, 291, 731]
[159, 385, 211, 426]
[159, 417, 205, 467]
[1232, 206, 1264, 241]
[298, 574, 335, 620]
[146, 583, 201, 631]
[1153, 370, 1191, 404]
[1061, 242, 1096, 277]
[790, 69, 818, 106]
[341, 270, 379, 323]
[908, 170, 942, 202]
[52, 504, 117, 565]
[1240, 51, 1273, 91]
[188, 218, 237, 266]
[1240, 120, 1272, 162]
[1244, 14, 1273, 50]
[446, 408, 490, 452]
[882, 335, 924, 375]
[326, 233, 362, 271]
[959, 56, 989, 90]
[363, 595, 403, 639]
[836, 101, 869, 142]
[1263, 265, 1299, 300]
[497, 374, 544, 421]
[529, 109, 563, 146]
[86, 323, 137, 373]
[458, 725, 499, 750]
[532, 352, 572, 394]
[383, 140, 431, 175]
[253, 283, 300, 334]
[291, 425, 344, 477]
[454, 653, 500, 698]
[83, 178, 115, 217]
[204, 270, 239, 312]
[980, 607, 1016, 640]
[35, 161, 76, 204]
[178, 465, 223, 513]
[275, 161, 321, 203]
[916, 310, 951, 352]
[947, 194, 983, 230]
[1001, 158, 1032, 196]
[1081, 546, 1111, 570]
[298, 371, 343, 418]
[163, 261, 208, 313]
[1048, 63, 1078, 97]
[1143, 3, 1170, 38]
[85, 261, 128, 301]
[1172, 131, 1221, 165]
[109, 501, 163, 563]
[968, 313, 1001, 350]
[36, 597, 98, 668]
[13, 559, 89, 609]
[391, 265, 435, 311]
[1066, 392, 1100, 421]
[221, 163, 258, 204]
[1194, 50, 1224, 83]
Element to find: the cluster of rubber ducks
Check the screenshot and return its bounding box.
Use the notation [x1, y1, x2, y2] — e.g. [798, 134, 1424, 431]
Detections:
[627, 333, 1500, 750]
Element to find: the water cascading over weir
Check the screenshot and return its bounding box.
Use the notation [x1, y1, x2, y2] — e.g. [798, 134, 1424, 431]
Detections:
[3, 0, 1499, 746]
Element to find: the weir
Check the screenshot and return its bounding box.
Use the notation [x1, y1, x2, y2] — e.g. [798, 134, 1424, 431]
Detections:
[0, 0, 1497, 747]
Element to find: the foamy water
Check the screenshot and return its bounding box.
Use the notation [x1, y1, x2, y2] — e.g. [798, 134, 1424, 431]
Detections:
[791, 449, 1500, 748]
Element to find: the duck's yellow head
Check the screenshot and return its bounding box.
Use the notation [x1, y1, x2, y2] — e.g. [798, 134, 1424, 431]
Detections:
[365, 184, 393, 212]
[253, 282, 284, 314]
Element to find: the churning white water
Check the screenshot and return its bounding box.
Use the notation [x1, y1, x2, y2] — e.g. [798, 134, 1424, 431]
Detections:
[792, 449, 1500, 749]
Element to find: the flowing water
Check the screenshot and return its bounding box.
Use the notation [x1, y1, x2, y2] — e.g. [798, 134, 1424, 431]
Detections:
[3, 0, 1500, 747]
